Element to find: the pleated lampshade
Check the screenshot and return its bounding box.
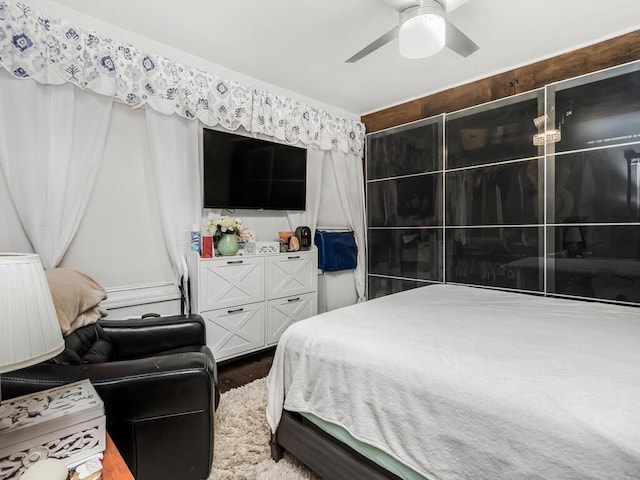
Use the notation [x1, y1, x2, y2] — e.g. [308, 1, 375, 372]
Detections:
[0, 253, 64, 374]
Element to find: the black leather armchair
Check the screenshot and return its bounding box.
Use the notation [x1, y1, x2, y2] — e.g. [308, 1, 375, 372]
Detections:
[2, 314, 219, 480]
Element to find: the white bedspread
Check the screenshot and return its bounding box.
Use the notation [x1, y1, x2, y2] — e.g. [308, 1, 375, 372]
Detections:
[266, 284, 640, 480]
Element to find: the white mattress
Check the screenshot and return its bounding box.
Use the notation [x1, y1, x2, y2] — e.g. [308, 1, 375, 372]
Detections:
[267, 284, 640, 480]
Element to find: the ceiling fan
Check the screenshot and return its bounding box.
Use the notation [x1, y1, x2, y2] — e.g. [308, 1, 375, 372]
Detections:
[346, 0, 479, 63]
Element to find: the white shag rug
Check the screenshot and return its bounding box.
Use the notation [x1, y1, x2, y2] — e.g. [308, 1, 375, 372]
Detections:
[209, 377, 319, 480]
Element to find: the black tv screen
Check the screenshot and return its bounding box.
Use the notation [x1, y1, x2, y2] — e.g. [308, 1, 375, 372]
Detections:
[202, 128, 307, 211]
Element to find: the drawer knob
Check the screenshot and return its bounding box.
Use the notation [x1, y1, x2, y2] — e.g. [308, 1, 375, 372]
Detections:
[227, 260, 243, 264]
[287, 297, 301, 302]
[288, 256, 300, 260]
[227, 307, 244, 314]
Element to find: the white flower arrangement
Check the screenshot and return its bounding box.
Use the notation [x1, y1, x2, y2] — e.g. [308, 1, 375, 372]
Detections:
[207, 215, 245, 240]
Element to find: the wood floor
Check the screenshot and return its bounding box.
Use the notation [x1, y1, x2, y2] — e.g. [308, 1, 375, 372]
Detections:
[217, 347, 275, 394]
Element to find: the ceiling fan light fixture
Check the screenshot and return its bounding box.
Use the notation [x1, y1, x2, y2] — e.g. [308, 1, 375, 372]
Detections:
[399, 5, 446, 59]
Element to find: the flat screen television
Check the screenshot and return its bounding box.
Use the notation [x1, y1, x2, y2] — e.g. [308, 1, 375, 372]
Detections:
[202, 128, 307, 211]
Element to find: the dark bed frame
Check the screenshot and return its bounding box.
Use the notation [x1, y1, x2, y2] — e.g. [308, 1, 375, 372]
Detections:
[271, 410, 404, 480]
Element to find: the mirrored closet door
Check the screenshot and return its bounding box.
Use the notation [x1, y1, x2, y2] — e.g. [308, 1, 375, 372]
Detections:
[365, 59, 640, 306]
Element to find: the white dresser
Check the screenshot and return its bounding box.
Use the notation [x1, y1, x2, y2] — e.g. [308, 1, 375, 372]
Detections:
[187, 248, 318, 361]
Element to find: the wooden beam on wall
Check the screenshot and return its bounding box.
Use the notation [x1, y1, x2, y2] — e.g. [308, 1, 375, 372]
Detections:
[515, 30, 640, 93]
[360, 99, 425, 134]
[420, 70, 516, 120]
[362, 29, 640, 134]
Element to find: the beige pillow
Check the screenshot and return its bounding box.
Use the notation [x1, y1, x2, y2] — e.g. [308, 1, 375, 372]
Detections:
[45, 268, 108, 336]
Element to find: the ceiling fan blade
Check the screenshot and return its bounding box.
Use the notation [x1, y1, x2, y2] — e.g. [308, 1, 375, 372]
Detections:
[440, 0, 471, 13]
[444, 19, 478, 57]
[345, 25, 400, 63]
[382, 0, 469, 13]
[379, 0, 420, 12]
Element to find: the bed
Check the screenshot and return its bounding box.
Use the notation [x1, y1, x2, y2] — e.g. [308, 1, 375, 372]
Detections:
[266, 284, 640, 480]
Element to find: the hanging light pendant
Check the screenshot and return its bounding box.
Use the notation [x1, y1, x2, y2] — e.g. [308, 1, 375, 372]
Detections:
[399, 2, 446, 59]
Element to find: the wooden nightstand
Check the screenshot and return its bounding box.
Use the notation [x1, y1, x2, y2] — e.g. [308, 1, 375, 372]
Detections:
[102, 435, 133, 480]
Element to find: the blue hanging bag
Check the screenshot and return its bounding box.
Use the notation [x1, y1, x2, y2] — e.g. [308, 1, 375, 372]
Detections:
[314, 230, 357, 272]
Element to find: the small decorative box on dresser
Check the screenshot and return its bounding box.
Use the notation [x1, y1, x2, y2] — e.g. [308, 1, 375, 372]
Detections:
[187, 248, 318, 361]
[0, 380, 105, 480]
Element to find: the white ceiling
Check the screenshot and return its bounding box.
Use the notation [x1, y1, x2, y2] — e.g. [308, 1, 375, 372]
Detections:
[46, 0, 640, 116]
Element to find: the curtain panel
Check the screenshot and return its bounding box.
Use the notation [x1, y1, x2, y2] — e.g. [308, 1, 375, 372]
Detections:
[0, 70, 113, 269]
[286, 149, 325, 238]
[144, 108, 201, 287]
[0, 0, 366, 155]
[329, 150, 367, 302]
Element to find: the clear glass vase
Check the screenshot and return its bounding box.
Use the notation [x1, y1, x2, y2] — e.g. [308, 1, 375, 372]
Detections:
[217, 233, 239, 256]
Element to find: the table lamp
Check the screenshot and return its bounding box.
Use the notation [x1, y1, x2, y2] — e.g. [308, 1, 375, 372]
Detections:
[0, 253, 64, 403]
[0, 253, 69, 479]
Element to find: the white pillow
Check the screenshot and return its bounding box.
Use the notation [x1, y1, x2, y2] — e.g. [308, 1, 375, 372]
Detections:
[45, 268, 108, 336]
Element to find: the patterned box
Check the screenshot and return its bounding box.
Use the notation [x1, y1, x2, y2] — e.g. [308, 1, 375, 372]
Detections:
[244, 241, 280, 255]
[0, 380, 105, 479]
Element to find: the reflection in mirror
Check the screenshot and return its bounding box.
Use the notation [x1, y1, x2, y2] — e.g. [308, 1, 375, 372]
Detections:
[368, 228, 443, 282]
[367, 119, 442, 180]
[367, 276, 433, 301]
[446, 159, 542, 226]
[446, 94, 541, 168]
[547, 225, 640, 304]
[368, 174, 443, 227]
[549, 145, 640, 223]
[553, 69, 640, 153]
[445, 227, 543, 291]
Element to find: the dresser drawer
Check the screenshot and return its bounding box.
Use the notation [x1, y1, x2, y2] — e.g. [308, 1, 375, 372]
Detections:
[201, 302, 265, 361]
[266, 292, 317, 346]
[266, 252, 317, 300]
[199, 256, 264, 310]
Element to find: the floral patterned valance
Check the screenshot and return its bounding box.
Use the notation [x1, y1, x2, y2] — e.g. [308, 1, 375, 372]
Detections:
[0, 1, 365, 154]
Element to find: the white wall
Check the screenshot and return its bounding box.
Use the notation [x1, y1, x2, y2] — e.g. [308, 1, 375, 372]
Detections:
[202, 209, 291, 243]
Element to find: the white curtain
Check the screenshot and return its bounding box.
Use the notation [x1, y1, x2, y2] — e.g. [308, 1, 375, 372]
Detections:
[0, 167, 32, 252]
[286, 149, 325, 238]
[144, 107, 201, 284]
[330, 150, 367, 302]
[0, 73, 113, 269]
